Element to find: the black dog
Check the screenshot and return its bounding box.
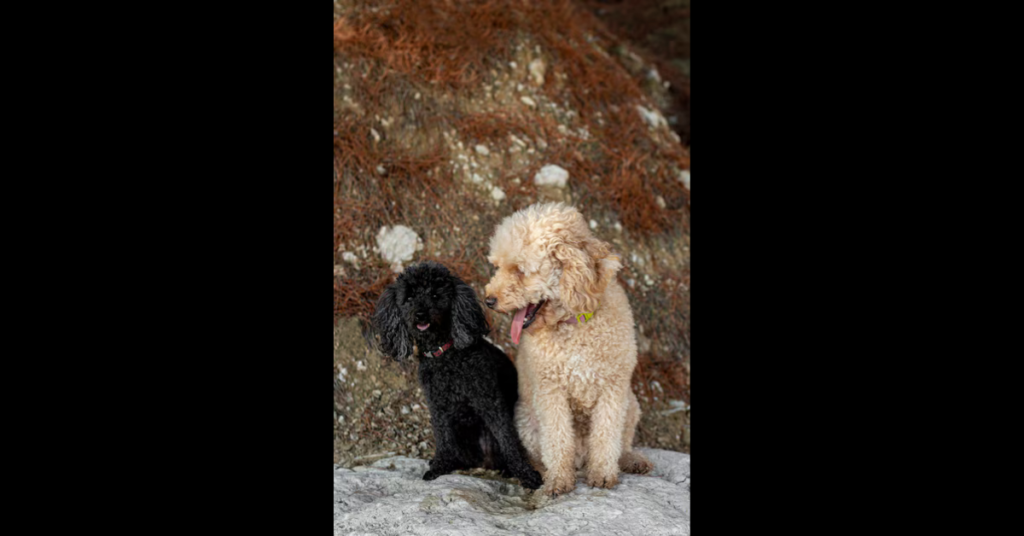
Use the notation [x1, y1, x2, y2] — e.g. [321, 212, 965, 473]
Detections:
[373, 261, 542, 489]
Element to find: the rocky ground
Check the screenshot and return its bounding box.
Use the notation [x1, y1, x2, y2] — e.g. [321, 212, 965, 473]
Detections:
[335, 447, 690, 535]
[334, 317, 690, 467]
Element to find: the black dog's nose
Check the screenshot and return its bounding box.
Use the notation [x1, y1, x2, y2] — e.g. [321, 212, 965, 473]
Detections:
[485, 296, 497, 309]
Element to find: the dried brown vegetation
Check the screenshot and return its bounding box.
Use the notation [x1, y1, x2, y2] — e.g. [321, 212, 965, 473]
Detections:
[334, 0, 690, 455]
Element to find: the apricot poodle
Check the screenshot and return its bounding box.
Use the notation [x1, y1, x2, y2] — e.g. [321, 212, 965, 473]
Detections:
[484, 202, 652, 497]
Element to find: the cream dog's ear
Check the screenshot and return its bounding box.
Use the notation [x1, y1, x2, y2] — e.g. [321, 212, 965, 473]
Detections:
[554, 236, 619, 314]
[587, 237, 621, 291]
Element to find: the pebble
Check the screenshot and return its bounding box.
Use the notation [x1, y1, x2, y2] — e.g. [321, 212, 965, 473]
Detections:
[528, 58, 546, 86]
[534, 164, 569, 187]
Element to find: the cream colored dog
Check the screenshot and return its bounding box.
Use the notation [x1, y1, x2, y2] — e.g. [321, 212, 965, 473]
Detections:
[484, 202, 652, 496]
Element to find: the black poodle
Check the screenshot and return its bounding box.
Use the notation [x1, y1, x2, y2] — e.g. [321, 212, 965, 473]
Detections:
[373, 261, 542, 490]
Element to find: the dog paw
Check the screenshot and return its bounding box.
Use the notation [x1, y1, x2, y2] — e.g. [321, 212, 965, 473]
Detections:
[619, 452, 654, 475]
[543, 472, 576, 497]
[422, 469, 444, 481]
[586, 470, 619, 489]
[518, 468, 543, 490]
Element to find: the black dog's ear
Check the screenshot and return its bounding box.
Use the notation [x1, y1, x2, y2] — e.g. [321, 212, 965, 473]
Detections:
[373, 283, 411, 360]
[451, 280, 489, 350]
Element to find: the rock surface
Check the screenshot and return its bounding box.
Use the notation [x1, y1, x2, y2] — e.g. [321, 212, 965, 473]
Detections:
[334, 448, 690, 536]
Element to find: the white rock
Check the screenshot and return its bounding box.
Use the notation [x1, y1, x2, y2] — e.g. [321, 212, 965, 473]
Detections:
[534, 164, 569, 188]
[474, 144, 490, 156]
[520, 96, 536, 107]
[528, 58, 546, 86]
[376, 225, 421, 272]
[491, 186, 506, 201]
[661, 399, 690, 415]
[370, 128, 381, 142]
[509, 61, 518, 69]
[636, 105, 668, 129]
[334, 449, 690, 535]
[470, 173, 485, 184]
[656, 195, 666, 209]
[342, 252, 359, 265]
[679, 170, 690, 190]
[356, 360, 367, 371]
[376, 164, 386, 175]
[589, 219, 598, 229]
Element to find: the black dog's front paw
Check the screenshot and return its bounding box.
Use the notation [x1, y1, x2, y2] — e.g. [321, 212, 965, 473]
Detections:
[518, 467, 543, 490]
[424, 457, 457, 481]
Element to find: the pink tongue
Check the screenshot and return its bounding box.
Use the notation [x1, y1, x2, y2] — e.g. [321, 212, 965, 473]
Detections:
[511, 307, 528, 345]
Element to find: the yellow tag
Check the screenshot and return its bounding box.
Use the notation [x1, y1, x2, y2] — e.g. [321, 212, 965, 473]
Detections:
[577, 312, 593, 323]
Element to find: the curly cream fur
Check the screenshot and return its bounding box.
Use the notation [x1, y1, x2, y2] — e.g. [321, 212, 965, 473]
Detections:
[484, 202, 652, 496]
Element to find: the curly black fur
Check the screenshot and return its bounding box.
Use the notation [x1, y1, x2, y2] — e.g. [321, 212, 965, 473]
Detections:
[372, 262, 542, 490]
